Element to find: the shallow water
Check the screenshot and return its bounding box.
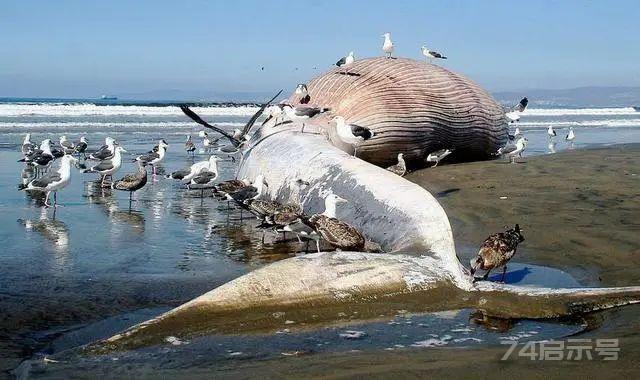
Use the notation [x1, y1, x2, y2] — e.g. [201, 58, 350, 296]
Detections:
[1, 103, 640, 376]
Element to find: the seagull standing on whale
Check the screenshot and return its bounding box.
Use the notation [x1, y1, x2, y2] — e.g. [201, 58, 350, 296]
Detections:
[421, 46, 447, 63]
[382, 33, 394, 58]
[334, 116, 374, 156]
[282, 105, 330, 132]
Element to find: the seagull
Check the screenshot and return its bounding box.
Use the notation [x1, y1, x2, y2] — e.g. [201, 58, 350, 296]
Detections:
[335, 51, 355, 74]
[497, 137, 527, 163]
[19, 139, 56, 175]
[470, 224, 525, 282]
[112, 161, 148, 202]
[134, 139, 168, 175]
[19, 155, 78, 207]
[295, 84, 311, 104]
[227, 175, 269, 218]
[185, 135, 196, 156]
[166, 155, 217, 184]
[74, 136, 88, 158]
[303, 193, 366, 253]
[21, 133, 36, 156]
[212, 179, 250, 205]
[59, 136, 75, 154]
[421, 46, 447, 63]
[565, 127, 576, 143]
[83, 146, 126, 187]
[382, 33, 394, 58]
[199, 131, 219, 153]
[386, 153, 407, 176]
[514, 127, 522, 136]
[334, 116, 374, 156]
[88, 137, 117, 161]
[547, 125, 557, 139]
[336, 51, 355, 67]
[282, 105, 330, 132]
[505, 97, 529, 123]
[262, 104, 286, 126]
[425, 148, 453, 167]
[187, 156, 219, 187]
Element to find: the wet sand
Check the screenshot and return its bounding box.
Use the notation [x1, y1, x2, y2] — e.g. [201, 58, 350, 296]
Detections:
[4, 145, 640, 378]
[163, 144, 640, 379]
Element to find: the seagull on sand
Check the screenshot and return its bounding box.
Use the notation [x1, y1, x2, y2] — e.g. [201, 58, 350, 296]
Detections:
[83, 146, 126, 187]
[547, 125, 557, 139]
[421, 46, 447, 63]
[19, 155, 78, 207]
[334, 116, 374, 156]
[565, 127, 576, 143]
[134, 139, 168, 175]
[425, 148, 453, 167]
[505, 97, 529, 123]
[497, 136, 527, 163]
[112, 161, 148, 202]
[386, 153, 407, 176]
[382, 33, 394, 58]
[470, 224, 525, 282]
[282, 105, 330, 132]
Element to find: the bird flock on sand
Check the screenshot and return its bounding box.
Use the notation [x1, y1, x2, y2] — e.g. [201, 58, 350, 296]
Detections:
[15, 33, 579, 281]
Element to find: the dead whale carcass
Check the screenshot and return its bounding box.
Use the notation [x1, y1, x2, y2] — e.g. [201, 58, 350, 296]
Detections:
[97, 127, 640, 352]
[287, 57, 509, 167]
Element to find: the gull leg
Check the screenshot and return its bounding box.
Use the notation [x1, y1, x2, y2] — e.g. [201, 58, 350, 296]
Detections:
[482, 269, 492, 281]
[315, 239, 320, 253]
[44, 191, 51, 208]
[501, 266, 508, 283]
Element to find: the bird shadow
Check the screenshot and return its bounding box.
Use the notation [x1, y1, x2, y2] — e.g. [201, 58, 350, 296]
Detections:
[487, 266, 533, 284]
[435, 188, 460, 198]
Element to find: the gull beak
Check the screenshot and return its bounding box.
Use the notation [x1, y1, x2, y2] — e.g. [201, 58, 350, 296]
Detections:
[336, 196, 348, 204]
[121, 149, 127, 153]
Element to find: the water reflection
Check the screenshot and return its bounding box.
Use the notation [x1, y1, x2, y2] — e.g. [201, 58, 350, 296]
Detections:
[469, 310, 517, 332]
[84, 180, 146, 236]
[548, 141, 556, 154]
[17, 208, 70, 269]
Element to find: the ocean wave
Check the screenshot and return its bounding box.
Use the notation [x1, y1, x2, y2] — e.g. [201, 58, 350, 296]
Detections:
[522, 107, 638, 116]
[0, 103, 260, 117]
[517, 119, 640, 128]
[0, 121, 245, 129]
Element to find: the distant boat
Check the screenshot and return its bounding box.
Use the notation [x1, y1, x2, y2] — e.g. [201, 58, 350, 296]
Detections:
[633, 106, 640, 112]
[101, 95, 118, 100]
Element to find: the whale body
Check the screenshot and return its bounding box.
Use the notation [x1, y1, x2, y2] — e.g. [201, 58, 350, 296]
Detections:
[95, 125, 640, 352]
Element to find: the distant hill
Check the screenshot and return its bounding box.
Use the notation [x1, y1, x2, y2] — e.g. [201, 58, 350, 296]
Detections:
[493, 87, 640, 108]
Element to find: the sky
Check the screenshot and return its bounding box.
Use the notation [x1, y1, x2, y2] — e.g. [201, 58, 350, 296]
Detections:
[1, 0, 639, 99]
